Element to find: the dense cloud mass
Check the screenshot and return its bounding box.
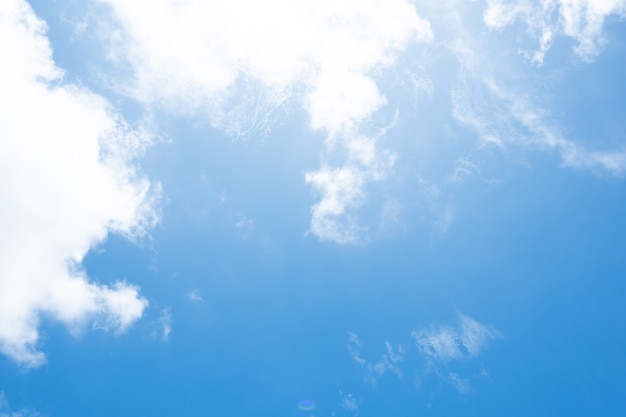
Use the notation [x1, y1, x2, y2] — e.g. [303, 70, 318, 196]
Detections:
[0, 0, 158, 367]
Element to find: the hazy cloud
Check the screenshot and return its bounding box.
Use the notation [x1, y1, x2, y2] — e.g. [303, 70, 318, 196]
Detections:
[153, 308, 172, 342]
[448, 372, 472, 394]
[347, 332, 366, 366]
[347, 314, 501, 398]
[453, 75, 626, 177]
[340, 391, 362, 415]
[188, 290, 204, 303]
[412, 314, 501, 363]
[0, 391, 40, 417]
[347, 332, 405, 385]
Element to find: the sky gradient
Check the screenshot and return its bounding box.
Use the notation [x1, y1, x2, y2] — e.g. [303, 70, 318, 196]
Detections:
[1, 0, 626, 416]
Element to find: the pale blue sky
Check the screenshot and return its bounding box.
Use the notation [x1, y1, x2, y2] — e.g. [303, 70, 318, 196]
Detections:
[1, 1, 626, 416]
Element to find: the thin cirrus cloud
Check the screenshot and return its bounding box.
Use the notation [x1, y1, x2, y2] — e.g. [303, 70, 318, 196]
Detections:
[0, 391, 39, 417]
[452, 72, 626, 177]
[484, 0, 626, 64]
[430, 0, 626, 181]
[188, 290, 204, 303]
[152, 308, 173, 342]
[347, 314, 500, 395]
[347, 332, 405, 385]
[412, 314, 501, 363]
[96, 0, 433, 243]
[0, 0, 158, 368]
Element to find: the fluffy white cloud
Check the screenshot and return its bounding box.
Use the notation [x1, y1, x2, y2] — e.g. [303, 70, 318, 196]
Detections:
[97, 0, 433, 243]
[412, 314, 501, 363]
[0, 0, 157, 367]
[484, 0, 626, 63]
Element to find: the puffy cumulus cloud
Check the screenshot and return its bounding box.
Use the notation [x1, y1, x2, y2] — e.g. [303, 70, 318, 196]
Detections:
[484, 0, 626, 63]
[412, 314, 501, 363]
[0, 0, 157, 368]
[97, 0, 433, 243]
[306, 123, 399, 243]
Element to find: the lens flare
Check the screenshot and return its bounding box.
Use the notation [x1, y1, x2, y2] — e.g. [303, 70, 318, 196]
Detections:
[297, 399, 316, 411]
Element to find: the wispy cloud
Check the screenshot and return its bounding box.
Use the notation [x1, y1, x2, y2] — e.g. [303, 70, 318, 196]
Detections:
[452, 74, 626, 177]
[152, 308, 172, 342]
[367, 342, 405, 382]
[235, 213, 255, 240]
[97, 0, 433, 243]
[188, 290, 204, 303]
[484, 0, 626, 64]
[411, 314, 501, 394]
[347, 332, 366, 366]
[347, 332, 405, 385]
[0, 0, 157, 368]
[0, 391, 40, 417]
[340, 391, 362, 416]
[416, 176, 455, 237]
[448, 372, 472, 394]
[346, 314, 501, 399]
[412, 314, 501, 363]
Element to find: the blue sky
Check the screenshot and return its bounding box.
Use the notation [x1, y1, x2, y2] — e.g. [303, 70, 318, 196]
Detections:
[1, 0, 626, 416]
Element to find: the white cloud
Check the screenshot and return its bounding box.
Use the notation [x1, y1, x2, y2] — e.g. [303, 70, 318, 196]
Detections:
[347, 315, 500, 396]
[97, 0, 433, 243]
[235, 214, 255, 234]
[346, 332, 405, 385]
[152, 308, 172, 342]
[305, 165, 368, 244]
[0, 0, 157, 368]
[188, 290, 204, 303]
[453, 75, 626, 177]
[412, 314, 501, 363]
[0, 391, 39, 417]
[448, 372, 471, 394]
[484, 0, 626, 63]
[347, 332, 366, 366]
[340, 391, 361, 415]
[366, 341, 405, 383]
[409, 314, 501, 395]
